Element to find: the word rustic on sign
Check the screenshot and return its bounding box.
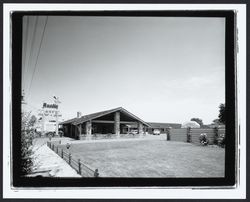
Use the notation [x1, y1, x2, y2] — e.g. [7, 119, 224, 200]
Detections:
[43, 103, 58, 109]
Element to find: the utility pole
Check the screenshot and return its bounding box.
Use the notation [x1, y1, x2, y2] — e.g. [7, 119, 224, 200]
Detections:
[41, 107, 45, 136]
[21, 90, 27, 105]
[21, 90, 27, 131]
[53, 96, 61, 136]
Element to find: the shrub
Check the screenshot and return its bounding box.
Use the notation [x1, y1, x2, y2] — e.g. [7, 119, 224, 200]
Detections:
[218, 134, 225, 148]
[199, 133, 209, 146]
[20, 129, 34, 175]
[21, 112, 36, 176]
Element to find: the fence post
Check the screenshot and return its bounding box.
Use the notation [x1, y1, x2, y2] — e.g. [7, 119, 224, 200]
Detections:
[187, 127, 191, 143]
[57, 146, 59, 154]
[69, 153, 71, 165]
[78, 159, 81, 175]
[61, 149, 63, 158]
[52, 144, 54, 151]
[94, 169, 99, 177]
[166, 127, 171, 141]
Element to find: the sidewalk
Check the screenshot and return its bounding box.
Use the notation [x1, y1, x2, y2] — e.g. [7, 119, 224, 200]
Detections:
[31, 140, 81, 177]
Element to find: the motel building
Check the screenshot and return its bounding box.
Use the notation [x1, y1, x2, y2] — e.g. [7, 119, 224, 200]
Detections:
[59, 107, 151, 140]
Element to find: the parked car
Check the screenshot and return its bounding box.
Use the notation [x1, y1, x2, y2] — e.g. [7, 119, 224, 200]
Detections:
[153, 129, 161, 135]
[129, 130, 138, 135]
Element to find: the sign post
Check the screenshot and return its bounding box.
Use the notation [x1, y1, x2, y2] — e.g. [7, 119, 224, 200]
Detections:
[53, 96, 61, 136]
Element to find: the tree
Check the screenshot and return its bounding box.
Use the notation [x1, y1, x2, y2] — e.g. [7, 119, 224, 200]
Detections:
[212, 119, 221, 125]
[21, 112, 36, 175]
[218, 103, 225, 124]
[28, 115, 37, 129]
[190, 118, 203, 127]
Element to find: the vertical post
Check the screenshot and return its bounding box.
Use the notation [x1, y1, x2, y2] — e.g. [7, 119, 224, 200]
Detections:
[53, 96, 61, 136]
[69, 153, 71, 165]
[94, 169, 99, 177]
[56, 146, 58, 154]
[71, 124, 73, 138]
[61, 149, 63, 158]
[79, 124, 82, 136]
[138, 122, 143, 137]
[78, 159, 81, 175]
[55, 110, 58, 136]
[41, 107, 45, 136]
[187, 127, 191, 142]
[114, 111, 120, 138]
[75, 125, 78, 139]
[214, 127, 219, 145]
[166, 127, 171, 141]
[86, 121, 92, 140]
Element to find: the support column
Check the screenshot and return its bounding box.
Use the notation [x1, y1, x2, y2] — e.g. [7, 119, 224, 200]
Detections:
[77, 124, 82, 140]
[138, 122, 143, 137]
[75, 125, 78, 139]
[166, 127, 171, 141]
[86, 121, 92, 140]
[79, 124, 82, 135]
[114, 111, 120, 137]
[71, 124, 73, 138]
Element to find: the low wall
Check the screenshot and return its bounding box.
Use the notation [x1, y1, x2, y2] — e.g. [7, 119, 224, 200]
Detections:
[79, 133, 142, 140]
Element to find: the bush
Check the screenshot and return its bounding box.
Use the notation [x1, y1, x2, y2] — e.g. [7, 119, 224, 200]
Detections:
[21, 112, 36, 176]
[20, 129, 34, 175]
[199, 133, 209, 146]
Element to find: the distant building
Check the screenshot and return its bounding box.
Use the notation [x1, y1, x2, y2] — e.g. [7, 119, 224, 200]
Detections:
[59, 107, 150, 139]
[146, 122, 182, 134]
[60, 107, 182, 139]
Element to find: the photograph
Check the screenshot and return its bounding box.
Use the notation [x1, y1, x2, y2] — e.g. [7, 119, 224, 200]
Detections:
[1, 0, 247, 198]
[3, 2, 247, 199]
[20, 14, 228, 180]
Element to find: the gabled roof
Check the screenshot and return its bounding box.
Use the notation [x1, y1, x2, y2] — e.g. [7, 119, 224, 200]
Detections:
[59, 117, 79, 125]
[60, 107, 150, 127]
[148, 122, 182, 129]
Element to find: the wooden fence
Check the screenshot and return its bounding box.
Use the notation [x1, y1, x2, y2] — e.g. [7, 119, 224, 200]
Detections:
[190, 128, 216, 144]
[170, 129, 188, 142]
[169, 128, 226, 145]
[47, 141, 99, 177]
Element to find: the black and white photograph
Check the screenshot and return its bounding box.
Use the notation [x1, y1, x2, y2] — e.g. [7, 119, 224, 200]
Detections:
[20, 14, 228, 179]
[3, 3, 246, 199]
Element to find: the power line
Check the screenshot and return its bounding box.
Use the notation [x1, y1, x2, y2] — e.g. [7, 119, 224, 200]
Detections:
[25, 16, 38, 91]
[27, 16, 48, 99]
[22, 16, 30, 84]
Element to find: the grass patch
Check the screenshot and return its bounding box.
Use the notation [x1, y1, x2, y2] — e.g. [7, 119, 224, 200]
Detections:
[58, 139, 225, 178]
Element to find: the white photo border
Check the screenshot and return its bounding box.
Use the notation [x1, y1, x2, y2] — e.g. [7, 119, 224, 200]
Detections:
[3, 3, 246, 199]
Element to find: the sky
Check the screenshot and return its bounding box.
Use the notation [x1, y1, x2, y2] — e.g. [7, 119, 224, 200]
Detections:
[22, 15, 225, 124]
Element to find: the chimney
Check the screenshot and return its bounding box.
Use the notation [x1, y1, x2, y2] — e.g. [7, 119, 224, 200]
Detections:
[77, 112, 82, 118]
